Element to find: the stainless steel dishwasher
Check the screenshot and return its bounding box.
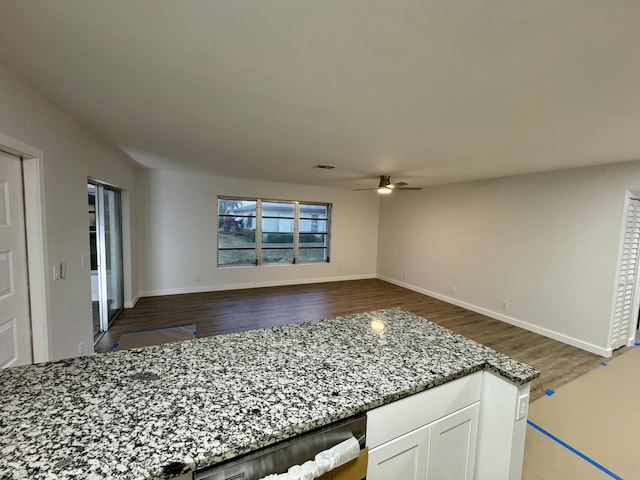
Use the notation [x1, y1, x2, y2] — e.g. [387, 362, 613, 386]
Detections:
[194, 414, 367, 480]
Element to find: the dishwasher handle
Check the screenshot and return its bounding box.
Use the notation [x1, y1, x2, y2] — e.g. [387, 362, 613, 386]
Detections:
[194, 415, 367, 480]
[259, 436, 360, 480]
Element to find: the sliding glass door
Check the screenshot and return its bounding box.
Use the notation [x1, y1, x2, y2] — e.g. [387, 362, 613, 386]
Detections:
[89, 180, 124, 342]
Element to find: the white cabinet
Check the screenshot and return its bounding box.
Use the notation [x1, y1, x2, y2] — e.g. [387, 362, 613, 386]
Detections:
[368, 423, 430, 480]
[366, 373, 482, 480]
[368, 402, 479, 480]
[426, 403, 479, 480]
[366, 371, 531, 480]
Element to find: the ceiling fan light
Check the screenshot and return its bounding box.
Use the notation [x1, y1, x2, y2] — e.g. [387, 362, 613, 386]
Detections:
[377, 187, 392, 194]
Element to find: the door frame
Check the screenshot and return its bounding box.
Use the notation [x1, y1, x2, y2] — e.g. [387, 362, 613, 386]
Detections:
[0, 131, 50, 363]
[609, 189, 640, 351]
[628, 192, 640, 346]
[88, 178, 125, 340]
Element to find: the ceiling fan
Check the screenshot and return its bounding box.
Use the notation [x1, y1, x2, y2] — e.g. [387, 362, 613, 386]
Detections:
[353, 175, 422, 194]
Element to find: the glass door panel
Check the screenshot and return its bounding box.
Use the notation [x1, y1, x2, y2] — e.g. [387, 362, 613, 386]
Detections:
[88, 184, 100, 339]
[90, 180, 123, 342]
[101, 187, 123, 324]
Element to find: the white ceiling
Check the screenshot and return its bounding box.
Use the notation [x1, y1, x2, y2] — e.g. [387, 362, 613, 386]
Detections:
[1, 0, 640, 189]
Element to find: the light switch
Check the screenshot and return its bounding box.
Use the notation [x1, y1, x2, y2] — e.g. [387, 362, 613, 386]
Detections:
[53, 262, 66, 280]
[516, 393, 529, 421]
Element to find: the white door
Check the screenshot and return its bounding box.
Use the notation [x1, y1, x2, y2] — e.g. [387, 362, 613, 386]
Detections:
[367, 423, 430, 480]
[0, 151, 32, 367]
[610, 197, 640, 349]
[426, 403, 479, 480]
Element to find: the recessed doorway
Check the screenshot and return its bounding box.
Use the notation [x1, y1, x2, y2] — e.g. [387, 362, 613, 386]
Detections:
[88, 180, 124, 343]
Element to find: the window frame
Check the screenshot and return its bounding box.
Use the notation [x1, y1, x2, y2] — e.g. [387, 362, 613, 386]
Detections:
[217, 196, 332, 267]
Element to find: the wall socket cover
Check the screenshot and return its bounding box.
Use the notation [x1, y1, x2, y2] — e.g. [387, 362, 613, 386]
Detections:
[516, 393, 529, 420]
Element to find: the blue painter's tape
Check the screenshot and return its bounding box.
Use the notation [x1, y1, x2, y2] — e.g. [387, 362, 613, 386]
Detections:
[527, 420, 623, 479]
[545, 389, 555, 396]
[600, 362, 608, 366]
[112, 343, 119, 349]
[192, 331, 197, 336]
[635, 342, 640, 347]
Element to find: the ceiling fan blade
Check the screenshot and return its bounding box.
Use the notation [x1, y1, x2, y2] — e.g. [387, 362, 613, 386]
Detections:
[352, 187, 378, 191]
[395, 187, 423, 190]
[389, 181, 408, 188]
[354, 182, 378, 187]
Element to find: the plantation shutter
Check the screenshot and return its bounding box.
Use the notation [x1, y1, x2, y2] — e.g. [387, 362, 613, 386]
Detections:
[610, 198, 640, 349]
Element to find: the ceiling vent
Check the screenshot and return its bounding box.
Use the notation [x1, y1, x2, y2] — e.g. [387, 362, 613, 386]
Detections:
[313, 164, 336, 170]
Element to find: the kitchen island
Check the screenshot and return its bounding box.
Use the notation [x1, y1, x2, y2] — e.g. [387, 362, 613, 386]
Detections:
[0, 308, 538, 479]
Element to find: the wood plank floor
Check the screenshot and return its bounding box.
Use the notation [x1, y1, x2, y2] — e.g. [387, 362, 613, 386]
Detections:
[95, 278, 628, 401]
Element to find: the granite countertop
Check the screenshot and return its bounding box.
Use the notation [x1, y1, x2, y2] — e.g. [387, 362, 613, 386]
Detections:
[0, 308, 539, 480]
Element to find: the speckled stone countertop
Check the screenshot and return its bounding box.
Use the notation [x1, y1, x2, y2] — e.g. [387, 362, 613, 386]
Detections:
[0, 308, 538, 480]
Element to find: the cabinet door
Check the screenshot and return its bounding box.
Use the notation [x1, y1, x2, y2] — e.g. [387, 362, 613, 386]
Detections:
[426, 402, 479, 480]
[367, 424, 430, 480]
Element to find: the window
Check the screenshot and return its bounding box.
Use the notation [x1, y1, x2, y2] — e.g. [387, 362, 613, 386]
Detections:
[217, 199, 257, 265]
[218, 197, 331, 266]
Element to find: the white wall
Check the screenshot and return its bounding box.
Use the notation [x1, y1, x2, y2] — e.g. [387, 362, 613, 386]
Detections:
[6, 56, 638, 360]
[377, 161, 640, 356]
[0, 63, 138, 361]
[137, 169, 379, 295]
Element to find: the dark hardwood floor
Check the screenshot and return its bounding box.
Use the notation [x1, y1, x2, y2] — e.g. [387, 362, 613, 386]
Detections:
[94, 278, 629, 401]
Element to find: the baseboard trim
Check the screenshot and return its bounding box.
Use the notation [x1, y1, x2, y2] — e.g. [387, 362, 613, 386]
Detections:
[377, 275, 612, 357]
[139, 274, 377, 298]
[124, 294, 140, 309]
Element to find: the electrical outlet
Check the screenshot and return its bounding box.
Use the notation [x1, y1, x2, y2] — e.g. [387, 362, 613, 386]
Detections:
[516, 393, 529, 420]
[402, 272, 407, 280]
[78, 342, 85, 356]
[52, 264, 60, 281]
[450, 285, 456, 294]
[501, 300, 509, 309]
